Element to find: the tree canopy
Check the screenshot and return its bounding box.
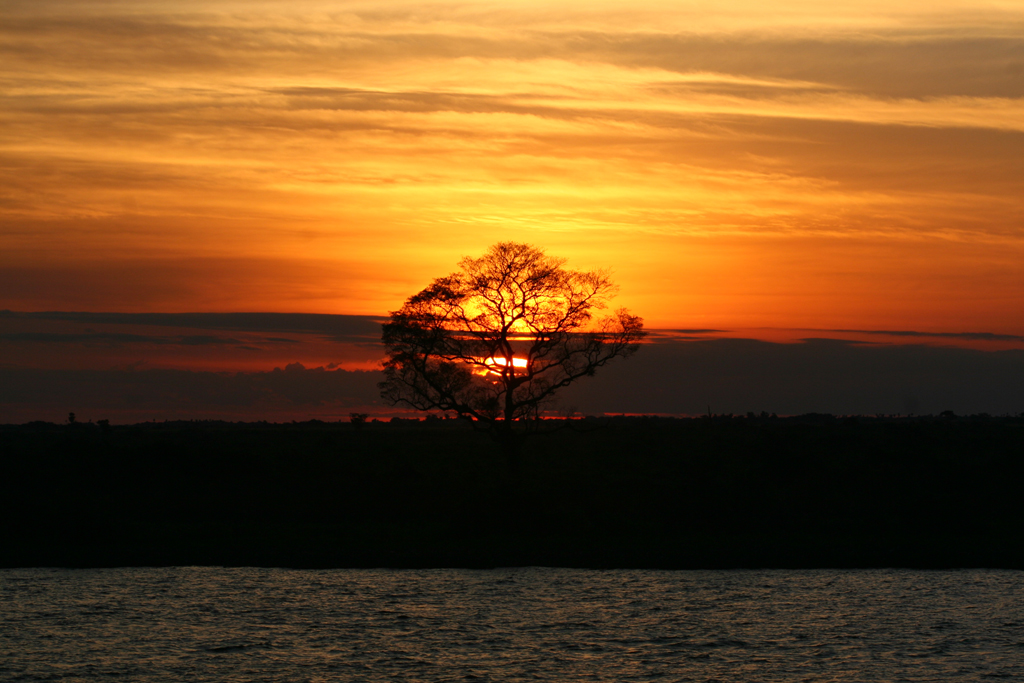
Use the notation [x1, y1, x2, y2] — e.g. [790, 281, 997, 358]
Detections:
[379, 242, 645, 444]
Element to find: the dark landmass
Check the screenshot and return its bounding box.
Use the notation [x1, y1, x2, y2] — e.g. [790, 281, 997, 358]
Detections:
[2, 414, 1023, 569]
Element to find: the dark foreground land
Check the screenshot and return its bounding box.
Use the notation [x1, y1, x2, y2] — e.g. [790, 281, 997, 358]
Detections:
[2, 415, 1023, 569]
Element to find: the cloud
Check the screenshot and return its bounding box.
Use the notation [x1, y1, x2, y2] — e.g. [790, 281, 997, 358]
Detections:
[826, 328, 1024, 343]
[1, 1, 1022, 329]
[644, 329, 729, 343]
[0, 330, 253, 346]
[0, 310, 388, 373]
[0, 254, 405, 314]
[0, 310, 383, 341]
[556, 337, 1024, 417]
[2, 336, 1022, 423]
[0, 332, 162, 344]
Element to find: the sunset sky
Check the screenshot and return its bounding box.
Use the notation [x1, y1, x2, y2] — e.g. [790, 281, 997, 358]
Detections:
[2, 0, 1022, 421]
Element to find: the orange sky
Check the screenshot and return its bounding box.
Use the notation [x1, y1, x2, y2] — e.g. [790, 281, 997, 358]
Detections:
[2, 0, 1023, 336]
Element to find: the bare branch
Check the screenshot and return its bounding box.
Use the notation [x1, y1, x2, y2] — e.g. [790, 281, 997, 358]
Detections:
[379, 243, 645, 445]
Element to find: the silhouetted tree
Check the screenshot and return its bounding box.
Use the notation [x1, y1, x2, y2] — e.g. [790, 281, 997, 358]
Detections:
[349, 412, 369, 430]
[379, 242, 645, 458]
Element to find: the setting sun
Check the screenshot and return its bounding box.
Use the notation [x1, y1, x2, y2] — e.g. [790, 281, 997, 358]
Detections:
[478, 356, 530, 376]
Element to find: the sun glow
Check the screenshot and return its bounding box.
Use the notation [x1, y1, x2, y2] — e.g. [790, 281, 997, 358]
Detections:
[475, 356, 530, 376]
[2, 1, 1023, 337]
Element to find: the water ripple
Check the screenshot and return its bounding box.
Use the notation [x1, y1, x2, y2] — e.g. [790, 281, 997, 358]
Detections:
[1, 568, 1022, 681]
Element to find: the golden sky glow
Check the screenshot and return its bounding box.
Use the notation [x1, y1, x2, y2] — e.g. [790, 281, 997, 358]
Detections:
[2, 0, 1022, 335]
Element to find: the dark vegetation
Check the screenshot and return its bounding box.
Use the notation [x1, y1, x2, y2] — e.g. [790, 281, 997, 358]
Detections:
[2, 414, 1023, 569]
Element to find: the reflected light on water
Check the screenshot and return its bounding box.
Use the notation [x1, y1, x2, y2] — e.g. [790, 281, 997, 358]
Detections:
[1, 567, 1022, 682]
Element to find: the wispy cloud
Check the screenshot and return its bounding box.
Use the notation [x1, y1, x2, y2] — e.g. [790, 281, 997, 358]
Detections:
[827, 329, 1024, 343]
[0, 332, 241, 345]
[0, 311, 384, 338]
[0, 310, 387, 372]
[1, 1, 1022, 331]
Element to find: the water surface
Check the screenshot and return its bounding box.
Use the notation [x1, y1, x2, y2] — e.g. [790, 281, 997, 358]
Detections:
[2, 568, 1021, 681]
